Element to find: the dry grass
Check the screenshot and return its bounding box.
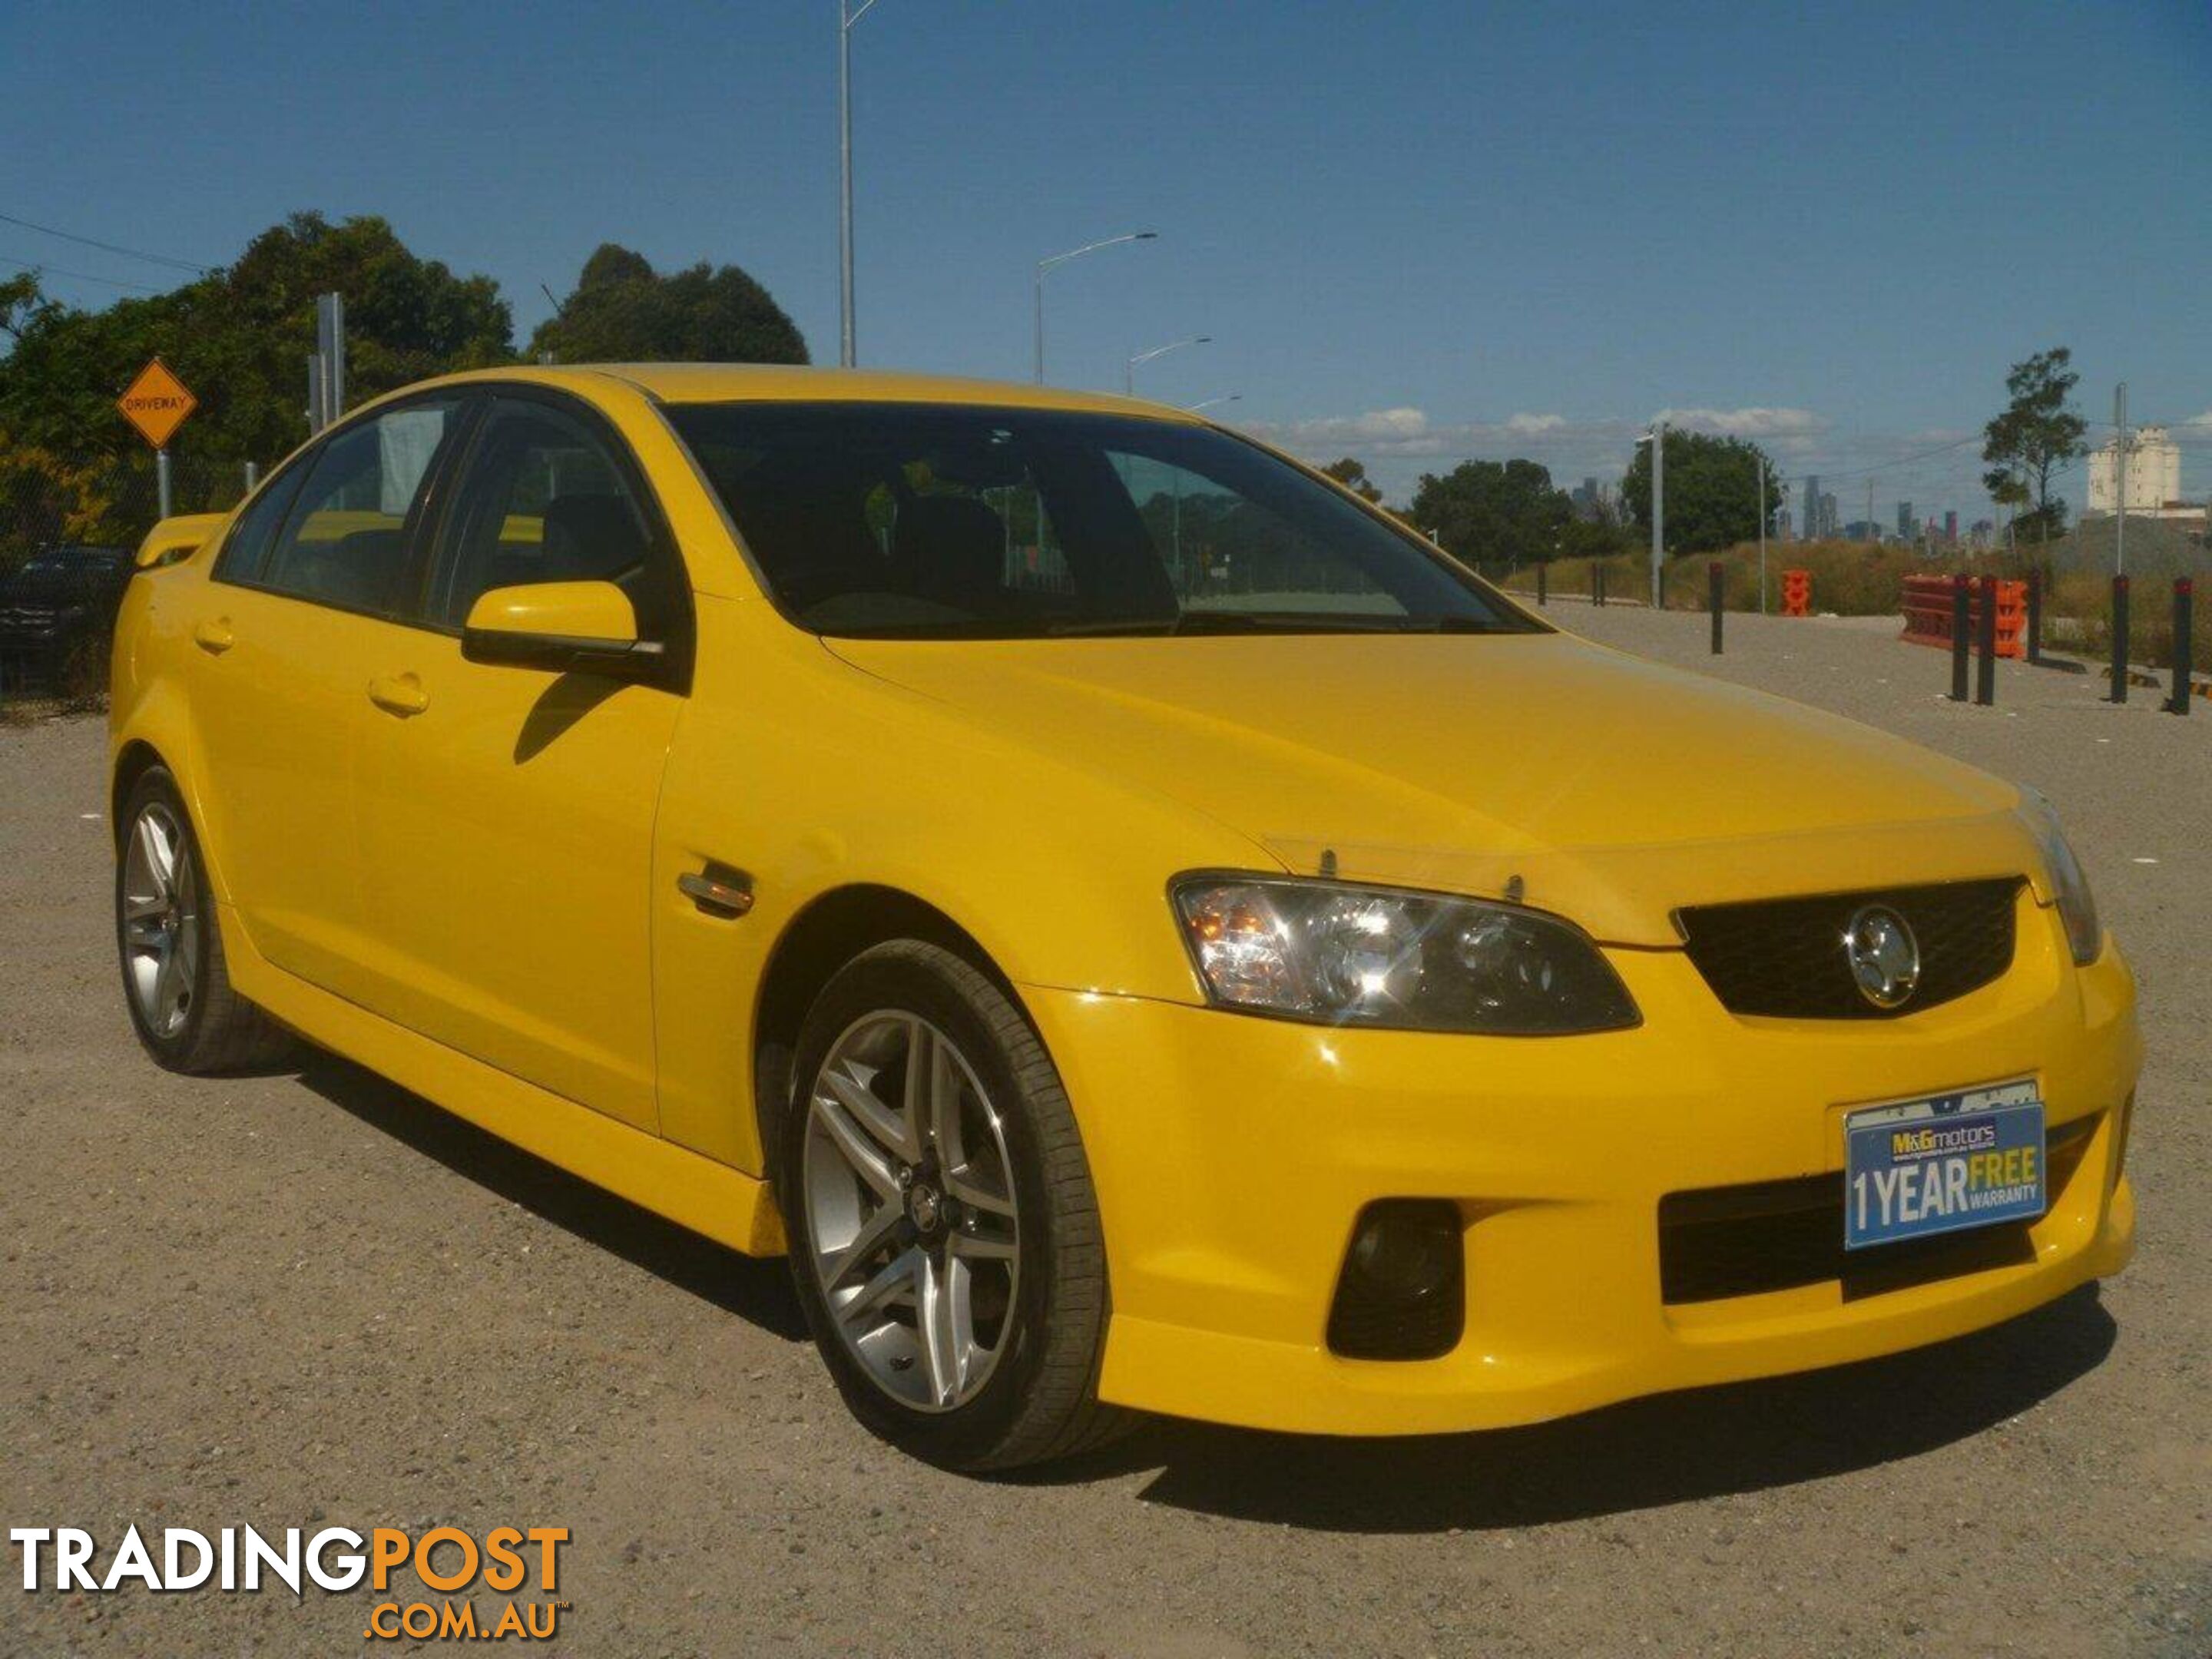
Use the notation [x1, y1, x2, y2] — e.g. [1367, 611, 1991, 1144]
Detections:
[1500, 540, 2198, 669]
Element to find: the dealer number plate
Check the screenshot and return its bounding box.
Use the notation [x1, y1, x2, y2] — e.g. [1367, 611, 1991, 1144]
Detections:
[1844, 1081, 2046, 1250]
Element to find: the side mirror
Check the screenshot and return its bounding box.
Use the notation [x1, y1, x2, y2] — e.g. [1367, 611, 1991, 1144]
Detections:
[135, 513, 230, 570]
[460, 581, 662, 678]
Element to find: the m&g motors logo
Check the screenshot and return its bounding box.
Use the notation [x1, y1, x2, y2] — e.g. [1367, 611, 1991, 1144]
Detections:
[9, 1523, 570, 1644]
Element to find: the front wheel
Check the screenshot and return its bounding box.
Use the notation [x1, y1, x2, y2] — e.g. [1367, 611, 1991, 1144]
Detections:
[780, 940, 1131, 1472]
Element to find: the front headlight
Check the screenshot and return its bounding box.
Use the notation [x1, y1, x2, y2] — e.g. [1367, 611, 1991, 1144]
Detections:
[1171, 875, 1640, 1035]
[2016, 790, 2101, 965]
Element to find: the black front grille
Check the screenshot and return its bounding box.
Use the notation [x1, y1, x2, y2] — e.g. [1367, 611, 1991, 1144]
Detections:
[1677, 877, 2022, 1019]
[1658, 1114, 2096, 1305]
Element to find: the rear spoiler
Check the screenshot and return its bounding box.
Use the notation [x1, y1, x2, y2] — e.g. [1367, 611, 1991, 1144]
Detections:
[134, 512, 230, 571]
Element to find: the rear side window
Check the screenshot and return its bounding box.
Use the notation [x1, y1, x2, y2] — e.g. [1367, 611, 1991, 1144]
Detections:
[256, 399, 462, 616]
[214, 465, 308, 584]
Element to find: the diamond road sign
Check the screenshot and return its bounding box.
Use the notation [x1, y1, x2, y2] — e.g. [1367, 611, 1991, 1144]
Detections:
[117, 357, 197, 449]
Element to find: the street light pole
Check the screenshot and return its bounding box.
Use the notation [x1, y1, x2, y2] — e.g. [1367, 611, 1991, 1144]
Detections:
[1644, 421, 1667, 608]
[837, 0, 882, 369]
[1125, 335, 1210, 396]
[1032, 230, 1157, 384]
[1757, 455, 1767, 615]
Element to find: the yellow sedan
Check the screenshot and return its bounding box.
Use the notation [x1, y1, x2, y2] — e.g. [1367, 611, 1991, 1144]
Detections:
[108, 366, 2137, 1469]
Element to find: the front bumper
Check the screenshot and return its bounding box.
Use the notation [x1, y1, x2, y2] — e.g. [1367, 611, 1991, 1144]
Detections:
[1023, 892, 2138, 1435]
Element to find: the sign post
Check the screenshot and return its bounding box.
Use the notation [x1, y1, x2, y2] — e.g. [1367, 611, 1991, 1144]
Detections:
[117, 358, 198, 518]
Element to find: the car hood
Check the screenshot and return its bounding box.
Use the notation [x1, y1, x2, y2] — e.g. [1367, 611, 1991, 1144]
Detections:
[825, 629, 2040, 945]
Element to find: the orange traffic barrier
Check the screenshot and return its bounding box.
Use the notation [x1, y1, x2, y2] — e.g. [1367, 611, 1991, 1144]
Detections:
[1781, 569, 1812, 617]
[1900, 575, 2025, 658]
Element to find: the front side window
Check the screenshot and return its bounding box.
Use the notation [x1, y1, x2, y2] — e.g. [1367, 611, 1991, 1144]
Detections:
[256, 399, 463, 614]
[667, 404, 1537, 638]
[426, 399, 675, 639]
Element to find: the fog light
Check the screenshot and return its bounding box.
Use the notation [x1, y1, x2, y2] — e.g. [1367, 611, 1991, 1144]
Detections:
[1326, 1200, 1465, 1360]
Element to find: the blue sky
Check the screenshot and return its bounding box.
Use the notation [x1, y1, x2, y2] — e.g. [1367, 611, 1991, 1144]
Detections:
[6, 0, 2209, 519]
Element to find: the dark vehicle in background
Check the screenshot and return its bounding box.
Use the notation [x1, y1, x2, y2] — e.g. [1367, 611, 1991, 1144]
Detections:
[0, 545, 133, 695]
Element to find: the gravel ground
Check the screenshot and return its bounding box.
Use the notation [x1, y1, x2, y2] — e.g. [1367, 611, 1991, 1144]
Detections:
[2, 607, 2206, 1658]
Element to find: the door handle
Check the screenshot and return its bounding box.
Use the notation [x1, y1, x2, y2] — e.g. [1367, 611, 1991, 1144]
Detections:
[366, 673, 430, 717]
[192, 618, 234, 655]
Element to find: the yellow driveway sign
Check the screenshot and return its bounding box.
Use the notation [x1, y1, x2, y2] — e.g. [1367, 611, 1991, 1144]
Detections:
[118, 358, 197, 449]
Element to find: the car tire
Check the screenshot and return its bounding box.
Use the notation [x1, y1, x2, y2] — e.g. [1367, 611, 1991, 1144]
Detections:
[115, 767, 294, 1075]
[780, 939, 1133, 1472]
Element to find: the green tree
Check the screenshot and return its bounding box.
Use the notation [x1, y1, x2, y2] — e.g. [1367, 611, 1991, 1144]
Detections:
[1621, 429, 1780, 555]
[531, 244, 808, 365]
[0, 213, 512, 472]
[1406, 459, 1573, 566]
[1319, 456, 1383, 502]
[1981, 347, 2085, 547]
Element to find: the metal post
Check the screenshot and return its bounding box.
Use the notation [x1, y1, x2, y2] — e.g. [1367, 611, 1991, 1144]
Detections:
[307, 353, 325, 432]
[2114, 382, 2127, 578]
[1709, 561, 1724, 654]
[1756, 461, 1767, 616]
[1949, 575, 1971, 702]
[2168, 579, 2192, 717]
[156, 448, 172, 519]
[1536, 562, 1547, 607]
[1975, 577, 1997, 706]
[2111, 575, 2130, 704]
[839, 0, 856, 367]
[316, 293, 346, 420]
[1649, 422, 1664, 607]
[2025, 568, 2041, 665]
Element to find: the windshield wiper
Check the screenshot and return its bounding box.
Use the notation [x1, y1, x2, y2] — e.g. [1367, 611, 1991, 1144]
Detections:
[1049, 611, 1431, 637]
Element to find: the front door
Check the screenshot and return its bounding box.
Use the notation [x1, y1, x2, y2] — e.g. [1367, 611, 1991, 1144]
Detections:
[349, 393, 690, 1131]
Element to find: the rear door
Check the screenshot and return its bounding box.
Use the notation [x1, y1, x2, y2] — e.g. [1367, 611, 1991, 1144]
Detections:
[184, 395, 469, 987]
[348, 392, 690, 1131]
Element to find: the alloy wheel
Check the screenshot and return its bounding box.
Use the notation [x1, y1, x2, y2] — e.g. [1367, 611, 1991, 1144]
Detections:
[802, 1011, 1022, 1412]
[121, 801, 198, 1039]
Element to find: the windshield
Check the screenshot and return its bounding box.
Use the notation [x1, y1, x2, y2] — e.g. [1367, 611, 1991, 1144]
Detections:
[20, 547, 127, 575]
[665, 403, 1538, 639]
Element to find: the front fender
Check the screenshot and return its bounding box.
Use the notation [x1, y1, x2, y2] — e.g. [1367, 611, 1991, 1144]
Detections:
[649, 600, 1280, 1171]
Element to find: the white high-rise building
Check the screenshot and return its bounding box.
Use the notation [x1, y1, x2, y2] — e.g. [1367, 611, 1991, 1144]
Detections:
[2088, 425, 2184, 515]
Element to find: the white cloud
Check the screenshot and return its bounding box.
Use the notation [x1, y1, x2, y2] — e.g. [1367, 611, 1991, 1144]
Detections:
[1256, 407, 1432, 449]
[1654, 406, 1827, 439]
[1240, 402, 2021, 515]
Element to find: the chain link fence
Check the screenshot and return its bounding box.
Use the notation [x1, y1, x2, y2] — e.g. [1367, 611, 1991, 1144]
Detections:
[2, 451, 257, 716]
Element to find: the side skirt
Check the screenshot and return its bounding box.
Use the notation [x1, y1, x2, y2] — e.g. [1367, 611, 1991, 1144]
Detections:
[223, 900, 786, 1257]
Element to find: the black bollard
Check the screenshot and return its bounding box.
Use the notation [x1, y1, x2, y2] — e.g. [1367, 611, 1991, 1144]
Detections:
[2025, 569, 2042, 665]
[1949, 575, 1972, 702]
[2111, 575, 2130, 704]
[1975, 578, 1998, 705]
[1537, 562, 1548, 607]
[1709, 561, 1724, 654]
[2171, 578, 2194, 717]
[1594, 565, 1605, 608]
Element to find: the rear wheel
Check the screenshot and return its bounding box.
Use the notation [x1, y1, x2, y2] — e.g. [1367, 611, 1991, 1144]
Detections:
[780, 940, 1131, 1472]
[115, 768, 293, 1075]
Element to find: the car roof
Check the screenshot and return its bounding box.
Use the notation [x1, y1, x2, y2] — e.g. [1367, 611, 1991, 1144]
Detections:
[407, 363, 1205, 422]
